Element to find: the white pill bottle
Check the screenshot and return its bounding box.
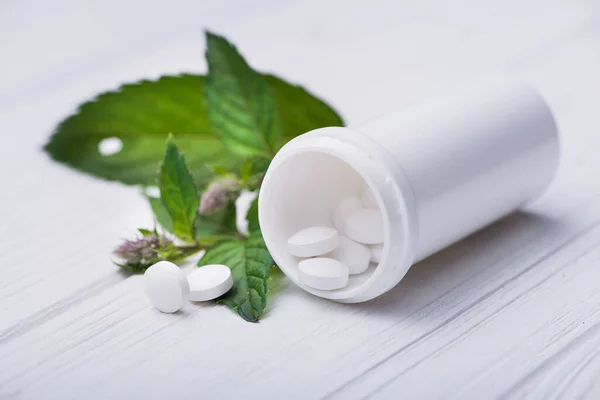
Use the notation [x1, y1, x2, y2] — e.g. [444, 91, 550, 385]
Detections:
[259, 77, 560, 303]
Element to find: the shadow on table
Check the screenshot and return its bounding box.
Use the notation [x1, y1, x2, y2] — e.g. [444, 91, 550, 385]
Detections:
[351, 210, 565, 317]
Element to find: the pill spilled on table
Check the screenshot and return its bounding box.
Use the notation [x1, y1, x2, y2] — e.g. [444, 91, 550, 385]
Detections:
[144, 261, 190, 313]
[187, 264, 233, 302]
[144, 261, 233, 313]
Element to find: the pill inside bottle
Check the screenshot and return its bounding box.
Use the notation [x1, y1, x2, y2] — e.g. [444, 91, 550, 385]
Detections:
[260, 148, 393, 300]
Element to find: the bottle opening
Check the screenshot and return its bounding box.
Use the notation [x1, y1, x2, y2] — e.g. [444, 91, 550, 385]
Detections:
[260, 150, 384, 298]
[259, 128, 414, 302]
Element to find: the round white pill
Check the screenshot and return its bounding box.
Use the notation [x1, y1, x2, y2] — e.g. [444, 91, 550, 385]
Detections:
[287, 226, 339, 257]
[362, 187, 378, 209]
[328, 236, 371, 275]
[370, 243, 384, 263]
[298, 257, 349, 290]
[345, 208, 385, 244]
[144, 261, 189, 313]
[332, 196, 363, 234]
[188, 264, 234, 301]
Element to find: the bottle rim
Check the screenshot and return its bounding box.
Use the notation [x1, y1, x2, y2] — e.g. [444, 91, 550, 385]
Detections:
[259, 126, 418, 302]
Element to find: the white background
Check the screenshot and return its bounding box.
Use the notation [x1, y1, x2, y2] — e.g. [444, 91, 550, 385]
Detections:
[2, 0, 600, 398]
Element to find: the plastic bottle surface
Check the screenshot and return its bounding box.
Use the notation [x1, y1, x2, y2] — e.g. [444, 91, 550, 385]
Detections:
[259, 77, 560, 303]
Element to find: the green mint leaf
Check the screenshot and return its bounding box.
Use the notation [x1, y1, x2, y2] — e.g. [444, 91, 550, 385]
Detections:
[204, 31, 282, 157]
[246, 196, 259, 233]
[137, 228, 154, 236]
[265, 74, 344, 139]
[148, 196, 174, 233]
[44, 74, 239, 185]
[198, 232, 274, 322]
[44, 73, 343, 186]
[194, 200, 238, 245]
[159, 136, 199, 241]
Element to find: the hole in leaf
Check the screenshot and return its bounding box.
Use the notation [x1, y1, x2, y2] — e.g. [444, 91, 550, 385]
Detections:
[98, 137, 123, 156]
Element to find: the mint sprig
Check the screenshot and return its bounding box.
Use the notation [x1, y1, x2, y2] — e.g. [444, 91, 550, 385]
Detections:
[46, 30, 345, 322]
[151, 136, 271, 321]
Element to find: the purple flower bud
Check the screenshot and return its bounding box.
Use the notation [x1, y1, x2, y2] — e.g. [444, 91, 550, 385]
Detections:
[113, 234, 171, 266]
[199, 178, 240, 214]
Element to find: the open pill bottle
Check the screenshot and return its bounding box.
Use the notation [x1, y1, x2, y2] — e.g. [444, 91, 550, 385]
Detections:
[259, 77, 560, 303]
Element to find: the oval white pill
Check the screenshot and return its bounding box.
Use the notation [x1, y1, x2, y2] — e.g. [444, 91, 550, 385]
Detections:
[328, 236, 371, 275]
[188, 264, 234, 301]
[332, 196, 363, 234]
[298, 257, 349, 290]
[370, 243, 384, 263]
[287, 226, 339, 257]
[362, 187, 378, 209]
[144, 261, 189, 313]
[345, 209, 385, 244]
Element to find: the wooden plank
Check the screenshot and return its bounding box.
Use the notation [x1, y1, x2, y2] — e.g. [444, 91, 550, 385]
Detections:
[2, 191, 600, 399]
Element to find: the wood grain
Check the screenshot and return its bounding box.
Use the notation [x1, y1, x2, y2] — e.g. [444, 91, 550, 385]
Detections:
[2, 0, 600, 398]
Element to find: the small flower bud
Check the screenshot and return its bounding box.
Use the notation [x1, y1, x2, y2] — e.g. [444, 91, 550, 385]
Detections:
[198, 177, 241, 214]
[113, 234, 172, 267]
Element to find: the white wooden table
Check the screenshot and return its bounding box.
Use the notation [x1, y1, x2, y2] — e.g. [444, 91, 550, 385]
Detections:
[2, 0, 600, 398]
